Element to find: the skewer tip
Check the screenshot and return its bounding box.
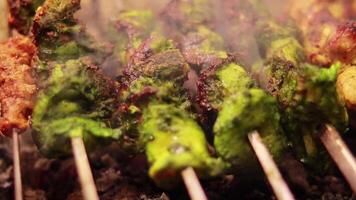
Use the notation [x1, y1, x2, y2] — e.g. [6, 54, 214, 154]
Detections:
[320, 124, 356, 193]
[71, 137, 99, 200]
[248, 131, 295, 200]
[181, 167, 208, 200]
[12, 130, 23, 200]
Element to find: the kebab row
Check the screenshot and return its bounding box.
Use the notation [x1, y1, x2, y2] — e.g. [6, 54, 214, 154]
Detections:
[2, 0, 226, 199]
[109, 1, 356, 195]
[154, 0, 356, 192]
[110, 5, 295, 198]
[1, 0, 355, 199]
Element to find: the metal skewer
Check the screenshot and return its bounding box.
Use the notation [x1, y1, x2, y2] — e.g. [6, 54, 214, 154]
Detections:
[12, 130, 23, 200]
[71, 137, 99, 200]
[181, 167, 208, 200]
[248, 131, 295, 200]
[320, 124, 356, 192]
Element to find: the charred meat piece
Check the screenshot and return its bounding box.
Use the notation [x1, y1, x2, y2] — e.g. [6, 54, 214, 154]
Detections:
[288, 0, 356, 66]
[287, 1, 356, 128]
[0, 36, 37, 136]
[110, 10, 159, 67]
[161, 0, 233, 73]
[177, 25, 230, 73]
[32, 0, 111, 64]
[327, 22, 356, 65]
[7, 0, 45, 34]
[255, 18, 348, 171]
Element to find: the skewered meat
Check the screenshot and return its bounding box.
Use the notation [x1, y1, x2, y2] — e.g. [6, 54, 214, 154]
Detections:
[116, 32, 226, 188]
[255, 20, 304, 64]
[197, 62, 287, 175]
[287, 0, 356, 128]
[327, 22, 356, 64]
[31, 0, 119, 157]
[211, 0, 263, 65]
[110, 10, 159, 67]
[32, 0, 110, 64]
[177, 25, 230, 73]
[288, 0, 355, 66]
[160, 0, 215, 35]
[160, 0, 232, 73]
[0, 36, 37, 136]
[7, 0, 45, 34]
[255, 19, 348, 171]
[31, 60, 119, 157]
[337, 66, 356, 128]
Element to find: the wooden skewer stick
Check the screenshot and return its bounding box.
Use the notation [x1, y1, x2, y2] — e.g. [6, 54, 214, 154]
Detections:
[248, 131, 295, 200]
[181, 167, 208, 200]
[12, 130, 23, 200]
[320, 124, 356, 192]
[71, 137, 99, 200]
[0, 0, 9, 41]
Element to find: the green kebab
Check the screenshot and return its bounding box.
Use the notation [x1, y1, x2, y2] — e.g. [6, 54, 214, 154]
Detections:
[196, 61, 287, 177]
[31, 0, 119, 157]
[254, 19, 349, 171]
[115, 34, 226, 188]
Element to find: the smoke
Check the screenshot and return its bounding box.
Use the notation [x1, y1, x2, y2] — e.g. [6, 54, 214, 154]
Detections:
[75, 0, 292, 80]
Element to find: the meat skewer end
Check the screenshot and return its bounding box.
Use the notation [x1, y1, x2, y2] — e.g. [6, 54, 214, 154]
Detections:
[71, 137, 99, 200]
[320, 124, 356, 193]
[12, 130, 23, 200]
[181, 167, 208, 200]
[248, 131, 295, 200]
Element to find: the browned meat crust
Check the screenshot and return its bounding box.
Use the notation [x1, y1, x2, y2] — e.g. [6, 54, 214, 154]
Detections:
[7, 0, 44, 34]
[0, 36, 37, 136]
[328, 21, 356, 65]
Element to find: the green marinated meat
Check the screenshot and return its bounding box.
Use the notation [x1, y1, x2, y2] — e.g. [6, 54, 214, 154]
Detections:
[140, 102, 225, 188]
[32, 0, 110, 63]
[8, 0, 45, 34]
[161, 0, 214, 34]
[116, 35, 226, 188]
[197, 63, 255, 113]
[161, 0, 231, 72]
[197, 62, 287, 174]
[255, 19, 348, 171]
[32, 60, 119, 157]
[214, 88, 285, 172]
[31, 0, 119, 157]
[109, 10, 159, 67]
[255, 20, 304, 65]
[178, 25, 230, 72]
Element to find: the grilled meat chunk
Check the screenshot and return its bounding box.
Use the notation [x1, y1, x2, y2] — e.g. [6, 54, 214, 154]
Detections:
[197, 62, 286, 176]
[116, 34, 226, 188]
[31, 0, 119, 157]
[288, 0, 355, 66]
[8, 0, 45, 34]
[110, 10, 159, 67]
[0, 36, 37, 136]
[31, 60, 119, 157]
[255, 19, 348, 171]
[32, 0, 110, 64]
